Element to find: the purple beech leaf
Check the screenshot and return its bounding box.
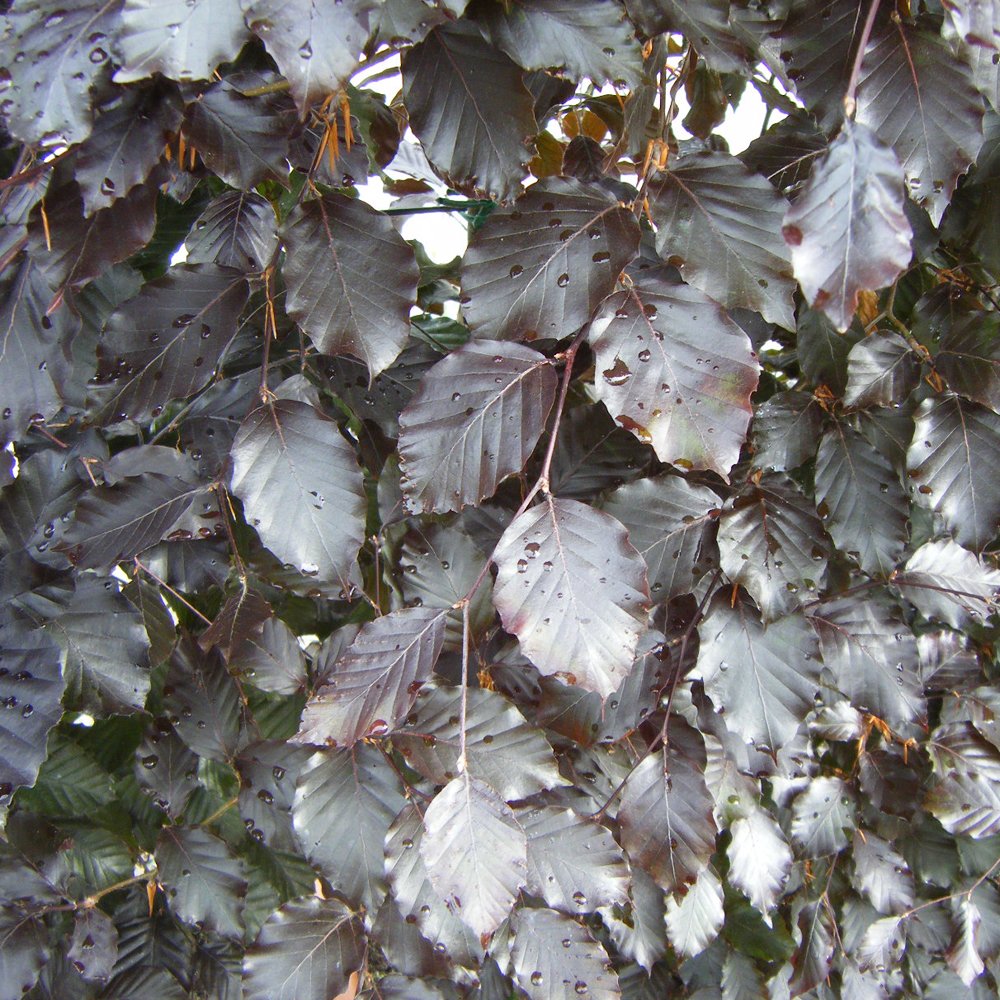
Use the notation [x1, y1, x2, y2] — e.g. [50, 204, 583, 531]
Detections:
[856, 20, 985, 226]
[0, 908, 49, 999]
[228, 617, 308, 696]
[588, 268, 759, 479]
[750, 391, 825, 473]
[0, 0, 121, 147]
[810, 596, 924, 728]
[790, 775, 856, 857]
[791, 901, 837, 994]
[782, 120, 912, 332]
[648, 150, 797, 329]
[618, 720, 717, 893]
[461, 178, 640, 340]
[664, 867, 724, 960]
[936, 311, 1000, 413]
[481, 0, 644, 87]
[295, 606, 448, 747]
[895, 539, 1000, 629]
[114, 0, 250, 83]
[515, 804, 631, 913]
[243, 897, 364, 1000]
[717, 473, 830, 621]
[927, 722, 1000, 839]
[68, 908, 118, 983]
[697, 594, 821, 750]
[185, 190, 279, 272]
[843, 333, 920, 410]
[198, 586, 272, 661]
[293, 745, 407, 911]
[906, 394, 1000, 550]
[234, 739, 312, 852]
[598, 869, 667, 972]
[282, 191, 419, 377]
[601, 474, 720, 601]
[402, 19, 536, 201]
[947, 895, 985, 986]
[383, 803, 486, 970]
[509, 906, 621, 1000]
[851, 830, 914, 915]
[492, 497, 650, 698]
[727, 808, 792, 921]
[229, 399, 366, 591]
[397, 340, 557, 514]
[394, 683, 566, 800]
[95, 263, 250, 423]
[814, 422, 908, 576]
[241, 0, 379, 112]
[419, 773, 527, 938]
[942, 0, 1000, 49]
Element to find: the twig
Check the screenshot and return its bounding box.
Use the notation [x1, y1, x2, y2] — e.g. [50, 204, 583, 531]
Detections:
[843, 0, 881, 118]
[135, 557, 212, 624]
[457, 602, 471, 773]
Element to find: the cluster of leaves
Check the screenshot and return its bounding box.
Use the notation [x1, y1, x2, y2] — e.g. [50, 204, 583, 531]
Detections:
[4, 0, 1000, 997]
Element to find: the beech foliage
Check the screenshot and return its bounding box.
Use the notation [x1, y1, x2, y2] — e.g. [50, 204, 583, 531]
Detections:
[3, 1, 1000, 998]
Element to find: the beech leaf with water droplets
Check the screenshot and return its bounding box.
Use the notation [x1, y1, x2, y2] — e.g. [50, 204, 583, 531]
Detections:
[283, 191, 419, 377]
[295, 606, 448, 747]
[398, 341, 557, 514]
[664, 867, 724, 959]
[790, 776, 856, 857]
[492, 497, 650, 698]
[461, 178, 640, 340]
[420, 773, 527, 938]
[229, 399, 366, 591]
[782, 121, 912, 332]
[185, 191, 278, 272]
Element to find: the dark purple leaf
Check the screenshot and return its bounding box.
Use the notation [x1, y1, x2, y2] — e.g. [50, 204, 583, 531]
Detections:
[68, 907, 118, 983]
[851, 830, 914, 915]
[589, 268, 760, 479]
[843, 332, 920, 409]
[282, 191, 419, 376]
[229, 617, 308, 696]
[936, 311, 1000, 413]
[185, 191, 278, 272]
[134, 727, 200, 818]
[790, 900, 836, 995]
[750, 391, 825, 472]
[235, 739, 312, 851]
[649, 150, 796, 328]
[398, 340, 557, 513]
[295, 606, 448, 747]
[198, 586, 272, 661]
[783, 121, 912, 332]
[492, 496, 650, 698]
[462, 177, 640, 340]
[598, 869, 667, 973]
[624, 0, 751, 72]
[0, 907, 49, 999]
[927, 722, 1000, 838]
[229, 399, 366, 590]
[402, 19, 536, 200]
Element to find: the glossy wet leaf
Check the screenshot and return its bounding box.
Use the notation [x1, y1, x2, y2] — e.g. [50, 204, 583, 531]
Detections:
[296, 606, 448, 747]
[420, 772, 527, 938]
[398, 340, 557, 513]
[727, 808, 792, 920]
[783, 121, 912, 332]
[790, 776, 856, 857]
[492, 497, 650, 698]
[664, 867, 724, 959]
[185, 191, 278, 272]
[283, 191, 419, 377]
[462, 177, 640, 340]
[229, 399, 366, 591]
[936, 310, 1000, 413]
[589, 267, 759, 479]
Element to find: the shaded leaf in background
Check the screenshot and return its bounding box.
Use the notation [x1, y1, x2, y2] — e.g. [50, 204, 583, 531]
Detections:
[461, 178, 640, 340]
[420, 772, 527, 938]
[492, 497, 649, 697]
[229, 399, 366, 590]
[589, 267, 759, 478]
[649, 150, 796, 328]
[402, 19, 536, 200]
[398, 340, 557, 514]
[906, 394, 1000, 550]
[698, 595, 821, 750]
[0, 906, 49, 999]
[283, 191, 419, 377]
[782, 121, 912, 332]
[296, 606, 447, 747]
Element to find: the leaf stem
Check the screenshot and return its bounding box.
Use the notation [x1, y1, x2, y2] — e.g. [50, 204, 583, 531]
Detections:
[457, 601, 471, 772]
[200, 795, 238, 827]
[135, 557, 212, 624]
[843, 0, 881, 118]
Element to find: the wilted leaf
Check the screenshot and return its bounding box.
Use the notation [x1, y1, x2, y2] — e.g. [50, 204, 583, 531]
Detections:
[856, 20, 985, 225]
[894, 539, 1000, 628]
[727, 808, 792, 920]
[618, 722, 717, 893]
[229, 399, 366, 590]
[402, 20, 536, 200]
[649, 150, 796, 328]
[462, 177, 640, 340]
[590, 268, 759, 478]
[492, 496, 650, 697]
[510, 906, 621, 999]
[664, 867, 724, 959]
[398, 340, 557, 513]
[243, 897, 364, 1000]
[906, 394, 1000, 549]
[782, 121, 912, 332]
[295, 607, 448, 747]
[717, 473, 829, 620]
[420, 773, 527, 937]
[156, 826, 246, 938]
[698, 595, 821, 750]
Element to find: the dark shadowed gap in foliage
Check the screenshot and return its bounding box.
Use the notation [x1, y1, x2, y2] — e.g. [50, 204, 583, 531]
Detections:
[2, 2, 1000, 998]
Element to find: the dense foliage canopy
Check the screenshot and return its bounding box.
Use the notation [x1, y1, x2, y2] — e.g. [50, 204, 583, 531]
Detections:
[2, 0, 1000, 997]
